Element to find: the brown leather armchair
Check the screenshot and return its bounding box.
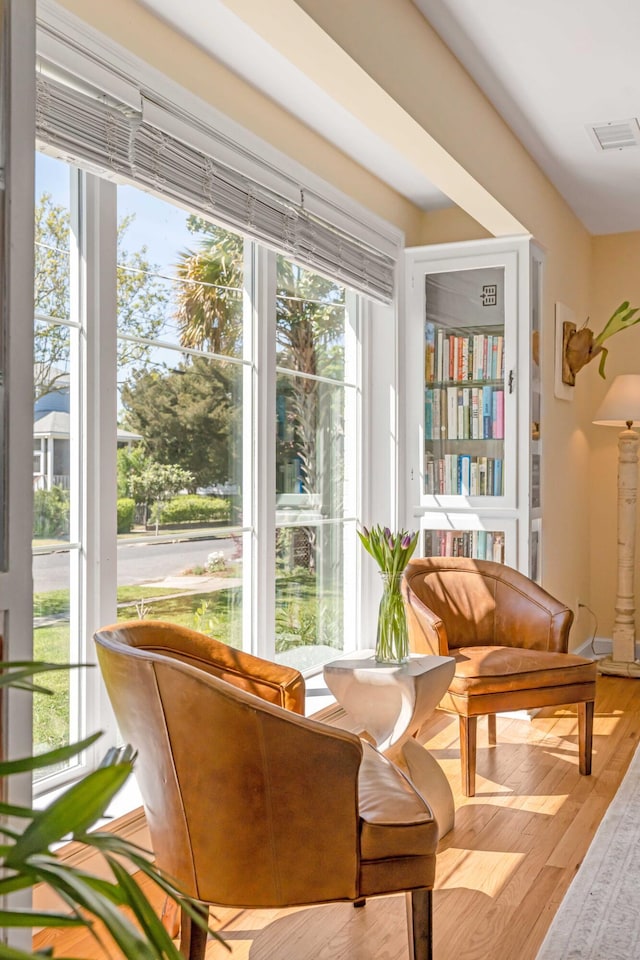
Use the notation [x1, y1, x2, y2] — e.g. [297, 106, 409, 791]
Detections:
[94, 621, 439, 960]
[402, 558, 597, 797]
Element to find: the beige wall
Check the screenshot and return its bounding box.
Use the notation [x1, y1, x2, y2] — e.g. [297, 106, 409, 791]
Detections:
[588, 233, 640, 639]
[60, 0, 599, 644]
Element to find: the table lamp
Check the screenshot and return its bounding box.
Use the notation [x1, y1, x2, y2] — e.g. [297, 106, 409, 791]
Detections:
[593, 374, 640, 677]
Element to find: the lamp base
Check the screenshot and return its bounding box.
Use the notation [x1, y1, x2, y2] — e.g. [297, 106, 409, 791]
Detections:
[597, 655, 640, 679]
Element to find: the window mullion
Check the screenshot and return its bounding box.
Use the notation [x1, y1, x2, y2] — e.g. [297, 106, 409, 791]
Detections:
[80, 170, 118, 758]
[251, 245, 276, 659]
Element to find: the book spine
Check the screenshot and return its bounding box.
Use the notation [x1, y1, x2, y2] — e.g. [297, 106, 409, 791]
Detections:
[433, 389, 441, 439]
[471, 387, 479, 439]
[447, 387, 458, 439]
[496, 336, 504, 379]
[494, 389, 504, 439]
[462, 387, 471, 439]
[425, 321, 436, 382]
[460, 454, 471, 496]
[482, 386, 493, 439]
[494, 458, 503, 496]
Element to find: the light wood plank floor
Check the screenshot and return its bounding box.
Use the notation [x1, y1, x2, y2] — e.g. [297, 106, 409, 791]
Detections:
[34, 673, 640, 960]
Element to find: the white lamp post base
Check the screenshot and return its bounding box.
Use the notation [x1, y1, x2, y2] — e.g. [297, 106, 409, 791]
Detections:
[593, 378, 640, 679]
[601, 426, 640, 678]
[598, 656, 640, 678]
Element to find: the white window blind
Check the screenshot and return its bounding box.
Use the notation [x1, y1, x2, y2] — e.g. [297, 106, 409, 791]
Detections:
[35, 73, 397, 303]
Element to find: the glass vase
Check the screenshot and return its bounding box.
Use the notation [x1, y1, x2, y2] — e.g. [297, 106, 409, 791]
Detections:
[375, 573, 409, 664]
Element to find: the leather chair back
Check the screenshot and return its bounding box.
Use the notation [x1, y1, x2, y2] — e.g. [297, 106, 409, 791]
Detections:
[94, 621, 363, 907]
[403, 557, 573, 654]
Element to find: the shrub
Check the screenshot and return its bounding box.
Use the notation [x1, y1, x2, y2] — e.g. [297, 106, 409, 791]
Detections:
[33, 486, 70, 539]
[152, 494, 230, 525]
[117, 497, 136, 534]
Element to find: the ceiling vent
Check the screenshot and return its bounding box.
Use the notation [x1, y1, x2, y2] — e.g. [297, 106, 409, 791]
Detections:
[589, 119, 640, 151]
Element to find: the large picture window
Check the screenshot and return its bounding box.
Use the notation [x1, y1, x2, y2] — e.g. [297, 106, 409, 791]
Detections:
[32, 151, 363, 791]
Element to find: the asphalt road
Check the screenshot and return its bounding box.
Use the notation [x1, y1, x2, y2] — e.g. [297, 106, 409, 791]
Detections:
[33, 533, 238, 594]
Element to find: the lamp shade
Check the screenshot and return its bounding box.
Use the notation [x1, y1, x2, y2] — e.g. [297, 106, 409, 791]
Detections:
[593, 374, 640, 426]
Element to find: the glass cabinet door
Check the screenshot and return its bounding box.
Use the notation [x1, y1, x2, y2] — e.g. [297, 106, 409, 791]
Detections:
[406, 237, 541, 577]
[424, 265, 509, 502]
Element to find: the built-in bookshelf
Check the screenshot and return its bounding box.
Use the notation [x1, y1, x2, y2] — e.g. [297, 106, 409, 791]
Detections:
[423, 529, 505, 563]
[423, 271, 506, 499]
[405, 237, 543, 578]
[424, 452, 503, 497]
[425, 326, 504, 386]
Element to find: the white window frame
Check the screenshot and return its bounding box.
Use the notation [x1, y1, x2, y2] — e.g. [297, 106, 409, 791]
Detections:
[28, 0, 404, 800]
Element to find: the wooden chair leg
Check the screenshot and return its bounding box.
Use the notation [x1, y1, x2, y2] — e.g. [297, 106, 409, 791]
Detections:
[459, 715, 477, 797]
[487, 714, 497, 746]
[179, 904, 209, 960]
[578, 700, 594, 776]
[405, 888, 432, 960]
[353, 897, 366, 908]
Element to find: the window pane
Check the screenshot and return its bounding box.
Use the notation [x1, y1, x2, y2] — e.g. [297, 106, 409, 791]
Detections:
[276, 257, 346, 380]
[116, 184, 247, 647]
[33, 153, 79, 783]
[275, 259, 357, 669]
[117, 186, 244, 359]
[276, 376, 354, 520]
[32, 549, 82, 781]
[276, 521, 355, 671]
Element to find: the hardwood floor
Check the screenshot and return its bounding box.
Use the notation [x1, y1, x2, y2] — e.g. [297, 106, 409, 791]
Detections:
[33, 673, 640, 960]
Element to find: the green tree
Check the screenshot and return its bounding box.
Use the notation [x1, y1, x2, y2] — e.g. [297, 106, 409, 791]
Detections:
[120, 356, 241, 493]
[34, 194, 170, 400]
[174, 217, 244, 356]
[128, 459, 194, 533]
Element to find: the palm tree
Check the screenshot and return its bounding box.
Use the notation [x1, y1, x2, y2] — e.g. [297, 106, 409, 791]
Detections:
[173, 220, 347, 572]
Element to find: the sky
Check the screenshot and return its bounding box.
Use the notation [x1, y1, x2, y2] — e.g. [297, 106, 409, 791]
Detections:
[36, 150, 195, 274]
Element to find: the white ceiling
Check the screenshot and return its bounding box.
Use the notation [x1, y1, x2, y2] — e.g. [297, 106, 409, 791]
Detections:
[415, 0, 640, 235]
[140, 0, 640, 236]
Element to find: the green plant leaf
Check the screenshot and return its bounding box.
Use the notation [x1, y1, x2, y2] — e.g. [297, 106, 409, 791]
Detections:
[0, 661, 88, 690]
[5, 763, 132, 866]
[593, 301, 640, 347]
[0, 873, 40, 896]
[598, 346, 609, 379]
[0, 732, 103, 776]
[25, 860, 154, 959]
[0, 800, 39, 819]
[0, 944, 57, 959]
[0, 909, 87, 928]
[84, 834, 226, 948]
[106, 858, 184, 959]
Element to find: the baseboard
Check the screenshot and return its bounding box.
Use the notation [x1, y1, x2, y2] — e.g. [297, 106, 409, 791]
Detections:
[572, 636, 613, 659]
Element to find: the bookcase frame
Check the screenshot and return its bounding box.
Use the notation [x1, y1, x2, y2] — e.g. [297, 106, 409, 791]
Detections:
[404, 236, 543, 579]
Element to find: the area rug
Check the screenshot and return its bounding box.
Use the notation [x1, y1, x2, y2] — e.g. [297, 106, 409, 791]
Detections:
[536, 743, 640, 960]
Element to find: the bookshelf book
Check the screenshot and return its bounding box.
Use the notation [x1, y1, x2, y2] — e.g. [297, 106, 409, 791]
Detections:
[405, 237, 543, 579]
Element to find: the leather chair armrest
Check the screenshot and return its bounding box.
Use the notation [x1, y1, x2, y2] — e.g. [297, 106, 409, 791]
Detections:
[402, 576, 449, 655]
[492, 570, 574, 653]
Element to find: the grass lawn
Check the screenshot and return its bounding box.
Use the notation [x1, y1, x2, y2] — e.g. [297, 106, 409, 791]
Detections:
[32, 571, 340, 776]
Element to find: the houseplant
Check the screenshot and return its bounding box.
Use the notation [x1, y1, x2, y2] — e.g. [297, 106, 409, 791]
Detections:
[358, 525, 418, 663]
[0, 659, 221, 959]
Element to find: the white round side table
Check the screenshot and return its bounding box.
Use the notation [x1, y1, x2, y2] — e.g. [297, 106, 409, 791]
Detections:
[323, 650, 456, 836]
